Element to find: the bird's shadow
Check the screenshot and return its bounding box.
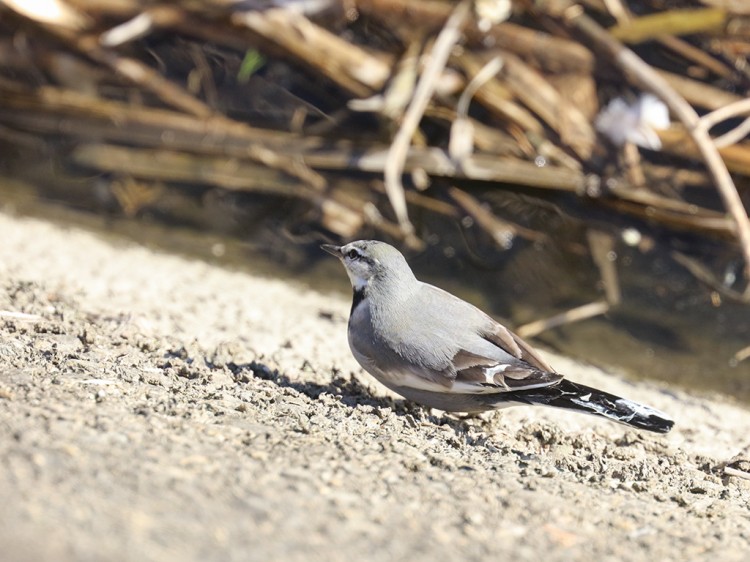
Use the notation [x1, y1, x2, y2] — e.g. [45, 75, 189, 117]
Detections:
[227, 360, 481, 435]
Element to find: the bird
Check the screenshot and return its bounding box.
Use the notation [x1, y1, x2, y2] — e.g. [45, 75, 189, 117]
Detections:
[322, 240, 674, 434]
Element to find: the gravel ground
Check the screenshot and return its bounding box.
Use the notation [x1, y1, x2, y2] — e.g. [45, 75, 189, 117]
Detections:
[1, 210, 749, 562]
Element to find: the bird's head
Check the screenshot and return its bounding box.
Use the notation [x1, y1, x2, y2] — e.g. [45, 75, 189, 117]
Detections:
[321, 240, 414, 291]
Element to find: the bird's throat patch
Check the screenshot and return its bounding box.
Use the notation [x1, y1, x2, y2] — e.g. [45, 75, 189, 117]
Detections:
[351, 287, 366, 315]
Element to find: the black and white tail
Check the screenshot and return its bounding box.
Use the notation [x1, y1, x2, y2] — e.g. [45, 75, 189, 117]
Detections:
[506, 379, 674, 434]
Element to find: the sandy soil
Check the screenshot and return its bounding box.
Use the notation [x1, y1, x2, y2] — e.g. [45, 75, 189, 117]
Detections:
[1, 210, 749, 562]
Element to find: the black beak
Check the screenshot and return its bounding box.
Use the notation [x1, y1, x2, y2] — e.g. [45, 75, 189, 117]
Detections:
[321, 244, 342, 257]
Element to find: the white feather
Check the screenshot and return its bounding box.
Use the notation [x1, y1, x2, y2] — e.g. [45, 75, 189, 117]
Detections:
[346, 270, 368, 291]
[595, 93, 669, 150]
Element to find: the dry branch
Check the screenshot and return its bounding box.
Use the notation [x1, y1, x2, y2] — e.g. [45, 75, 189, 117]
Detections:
[384, 0, 472, 243]
[561, 4, 750, 285]
[0, 0, 749, 297]
[516, 301, 611, 339]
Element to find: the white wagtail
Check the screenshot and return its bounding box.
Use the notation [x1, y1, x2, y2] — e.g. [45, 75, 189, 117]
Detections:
[322, 240, 674, 434]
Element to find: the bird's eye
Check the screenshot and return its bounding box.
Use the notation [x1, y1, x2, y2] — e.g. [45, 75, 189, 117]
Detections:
[347, 249, 360, 260]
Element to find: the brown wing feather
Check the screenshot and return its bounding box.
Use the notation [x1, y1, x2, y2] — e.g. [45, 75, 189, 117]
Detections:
[483, 322, 556, 373]
[450, 325, 562, 392]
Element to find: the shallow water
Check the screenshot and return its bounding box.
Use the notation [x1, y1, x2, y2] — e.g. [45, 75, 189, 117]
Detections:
[2, 177, 748, 402]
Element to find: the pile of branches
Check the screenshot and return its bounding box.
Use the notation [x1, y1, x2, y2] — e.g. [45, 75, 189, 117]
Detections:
[1, 0, 750, 303]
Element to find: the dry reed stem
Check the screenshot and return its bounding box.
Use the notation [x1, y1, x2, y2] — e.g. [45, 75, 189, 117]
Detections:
[233, 8, 391, 97]
[672, 251, 750, 303]
[516, 301, 610, 339]
[448, 186, 548, 247]
[699, 98, 750, 148]
[384, 0, 471, 243]
[587, 229, 622, 306]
